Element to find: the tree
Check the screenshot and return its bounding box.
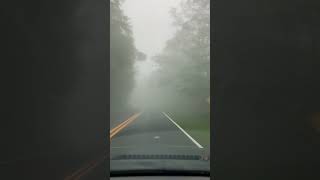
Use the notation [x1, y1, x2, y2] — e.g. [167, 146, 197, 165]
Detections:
[147, 0, 210, 111]
[135, 49, 147, 61]
[110, 0, 138, 114]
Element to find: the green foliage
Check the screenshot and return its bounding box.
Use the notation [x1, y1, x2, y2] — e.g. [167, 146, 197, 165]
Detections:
[135, 49, 147, 61]
[148, 0, 210, 110]
[110, 0, 137, 112]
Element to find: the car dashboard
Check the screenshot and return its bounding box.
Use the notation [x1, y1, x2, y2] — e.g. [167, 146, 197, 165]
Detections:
[111, 176, 209, 180]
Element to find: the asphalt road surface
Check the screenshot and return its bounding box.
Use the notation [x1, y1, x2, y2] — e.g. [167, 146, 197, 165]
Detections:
[109, 111, 210, 177]
[111, 111, 205, 150]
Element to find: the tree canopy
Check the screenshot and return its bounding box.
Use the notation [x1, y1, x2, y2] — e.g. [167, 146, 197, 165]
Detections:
[110, 0, 142, 113]
[145, 0, 210, 111]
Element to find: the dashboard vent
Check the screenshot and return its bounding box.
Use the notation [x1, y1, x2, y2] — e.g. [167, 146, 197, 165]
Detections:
[111, 154, 202, 160]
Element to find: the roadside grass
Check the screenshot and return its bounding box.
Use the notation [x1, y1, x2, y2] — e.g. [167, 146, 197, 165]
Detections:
[167, 111, 210, 147]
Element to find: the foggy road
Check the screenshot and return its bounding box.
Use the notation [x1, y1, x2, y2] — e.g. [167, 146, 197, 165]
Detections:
[111, 111, 203, 149]
[110, 111, 208, 158]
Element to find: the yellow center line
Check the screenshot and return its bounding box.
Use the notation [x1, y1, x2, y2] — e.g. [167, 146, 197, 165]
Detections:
[110, 112, 142, 139]
[110, 116, 132, 134]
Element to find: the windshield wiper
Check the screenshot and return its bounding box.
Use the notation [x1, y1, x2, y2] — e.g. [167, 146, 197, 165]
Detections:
[110, 169, 210, 177]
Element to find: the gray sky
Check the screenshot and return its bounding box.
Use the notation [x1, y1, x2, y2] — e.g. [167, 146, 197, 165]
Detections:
[122, 0, 182, 80]
[122, 0, 182, 107]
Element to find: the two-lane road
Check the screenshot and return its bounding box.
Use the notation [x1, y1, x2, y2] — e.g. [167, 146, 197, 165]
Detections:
[111, 111, 206, 157]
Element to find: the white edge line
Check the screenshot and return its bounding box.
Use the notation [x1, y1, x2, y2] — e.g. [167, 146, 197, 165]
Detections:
[162, 112, 203, 149]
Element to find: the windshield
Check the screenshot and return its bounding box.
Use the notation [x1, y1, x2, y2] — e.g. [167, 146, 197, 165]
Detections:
[110, 0, 210, 175]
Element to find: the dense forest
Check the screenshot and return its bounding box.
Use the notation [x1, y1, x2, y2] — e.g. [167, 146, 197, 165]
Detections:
[110, 0, 145, 118]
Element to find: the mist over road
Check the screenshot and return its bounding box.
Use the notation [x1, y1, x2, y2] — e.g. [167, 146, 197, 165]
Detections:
[111, 111, 210, 158]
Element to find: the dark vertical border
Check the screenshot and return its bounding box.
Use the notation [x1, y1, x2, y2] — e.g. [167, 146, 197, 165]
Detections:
[211, 0, 320, 180]
[105, 0, 111, 179]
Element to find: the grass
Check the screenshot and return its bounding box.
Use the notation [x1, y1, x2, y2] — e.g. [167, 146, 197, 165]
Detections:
[167, 110, 210, 147]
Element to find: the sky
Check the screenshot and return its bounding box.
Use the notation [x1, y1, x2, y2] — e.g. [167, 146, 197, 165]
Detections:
[122, 0, 182, 81]
[122, 0, 182, 106]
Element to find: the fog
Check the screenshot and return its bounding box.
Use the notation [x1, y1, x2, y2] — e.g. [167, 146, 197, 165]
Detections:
[123, 0, 181, 57]
[119, 0, 210, 112]
[122, 0, 181, 109]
